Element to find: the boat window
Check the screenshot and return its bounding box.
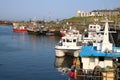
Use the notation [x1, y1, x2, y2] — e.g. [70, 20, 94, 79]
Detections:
[67, 39, 72, 42]
[99, 57, 104, 61]
[90, 57, 95, 62]
[62, 39, 65, 42]
[94, 26, 96, 28]
[90, 26, 92, 28]
[84, 33, 88, 37]
[73, 39, 76, 42]
[118, 58, 120, 63]
[97, 26, 99, 29]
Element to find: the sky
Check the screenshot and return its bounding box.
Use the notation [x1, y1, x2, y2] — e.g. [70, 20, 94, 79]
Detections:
[0, 0, 120, 21]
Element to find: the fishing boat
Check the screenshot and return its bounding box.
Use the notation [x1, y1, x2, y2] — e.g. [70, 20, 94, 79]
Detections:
[60, 26, 81, 37]
[60, 27, 67, 37]
[13, 23, 28, 33]
[27, 21, 41, 35]
[55, 32, 82, 57]
[46, 28, 56, 36]
[80, 18, 120, 70]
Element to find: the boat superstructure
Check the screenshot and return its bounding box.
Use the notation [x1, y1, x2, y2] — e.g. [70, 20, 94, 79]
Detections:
[27, 21, 41, 34]
[83, 24, 103, 45]
[60, 26, 82, 38]
[55, 33, 82, 57]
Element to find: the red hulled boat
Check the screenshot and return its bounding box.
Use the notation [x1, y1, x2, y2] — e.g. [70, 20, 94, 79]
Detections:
[13, 23, 28, 33]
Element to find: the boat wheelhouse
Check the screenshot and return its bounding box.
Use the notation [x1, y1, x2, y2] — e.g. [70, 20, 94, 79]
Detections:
[83, 24, 103, 45]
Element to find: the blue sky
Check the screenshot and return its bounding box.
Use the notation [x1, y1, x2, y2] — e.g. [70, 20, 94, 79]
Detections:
[0, 0, 120, 21]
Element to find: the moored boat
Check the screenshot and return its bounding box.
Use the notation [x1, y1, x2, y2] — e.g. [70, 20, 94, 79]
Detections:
[46, 28, 56, 36]
[60, 26, 81, 37]
[13, 23, 28, 33]
[55, 32, 82, 57]
[60, 27, 67, 37]
[27, 21, 41, 35]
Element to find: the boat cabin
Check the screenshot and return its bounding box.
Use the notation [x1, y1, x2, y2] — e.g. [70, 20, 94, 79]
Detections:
[80, 46, 120, 70]
[55, 34, 82, 57]
[59, 35, 82, 49]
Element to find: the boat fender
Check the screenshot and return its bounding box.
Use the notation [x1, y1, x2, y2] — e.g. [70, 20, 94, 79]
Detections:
[68, 69, 77, 79]
[76, 58, 81, 69]
[74, 69, 77, 79]
[68, 70, 74, 78]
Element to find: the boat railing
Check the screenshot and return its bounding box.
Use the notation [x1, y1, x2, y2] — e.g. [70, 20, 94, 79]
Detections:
[56, 42, 63, 46]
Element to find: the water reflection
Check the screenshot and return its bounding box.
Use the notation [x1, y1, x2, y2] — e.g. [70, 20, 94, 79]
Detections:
[12, 33, 27, 43]
[54, 56, 74, 74]
[0, 26, 73, 80]
[28, 35, 59, 49]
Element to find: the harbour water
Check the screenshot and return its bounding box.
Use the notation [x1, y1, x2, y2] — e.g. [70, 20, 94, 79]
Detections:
[0, 26, 73, 80]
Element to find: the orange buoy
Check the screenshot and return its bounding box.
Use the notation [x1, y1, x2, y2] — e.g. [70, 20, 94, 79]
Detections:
[73, 58, 77, 66]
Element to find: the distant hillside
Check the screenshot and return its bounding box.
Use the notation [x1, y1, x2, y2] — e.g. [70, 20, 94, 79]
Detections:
[0, 20, 13, 26]
[66, 16, 120, 24]
[61, 16, 120, 32]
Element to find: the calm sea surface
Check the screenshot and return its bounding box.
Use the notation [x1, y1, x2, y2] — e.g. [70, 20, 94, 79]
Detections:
[0, 26, 73, 80]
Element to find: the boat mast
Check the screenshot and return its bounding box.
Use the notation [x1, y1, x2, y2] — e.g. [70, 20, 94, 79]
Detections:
[101, 18, 113, 52]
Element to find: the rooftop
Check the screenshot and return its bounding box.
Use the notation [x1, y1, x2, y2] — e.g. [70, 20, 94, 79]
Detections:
[80, 46, 120, 57]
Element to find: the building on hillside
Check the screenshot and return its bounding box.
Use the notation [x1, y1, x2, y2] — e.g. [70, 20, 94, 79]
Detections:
[91, 9, 120, 17]
[115, 7, 120, 11]
[76, 10, 90, 17]
[76, 7, 120, 17]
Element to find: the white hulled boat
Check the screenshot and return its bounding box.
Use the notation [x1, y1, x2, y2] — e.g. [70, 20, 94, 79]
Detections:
[55, 32, 82, 57]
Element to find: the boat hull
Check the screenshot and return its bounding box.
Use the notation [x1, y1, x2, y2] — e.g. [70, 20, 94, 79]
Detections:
[27, 30, 40, 35]
[60, 33, 66, 37]
[13, 29, 28, 33]
[46, 32, 55, 36]
[55, 49, 80, 57]
[55, 49, 65, 57]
